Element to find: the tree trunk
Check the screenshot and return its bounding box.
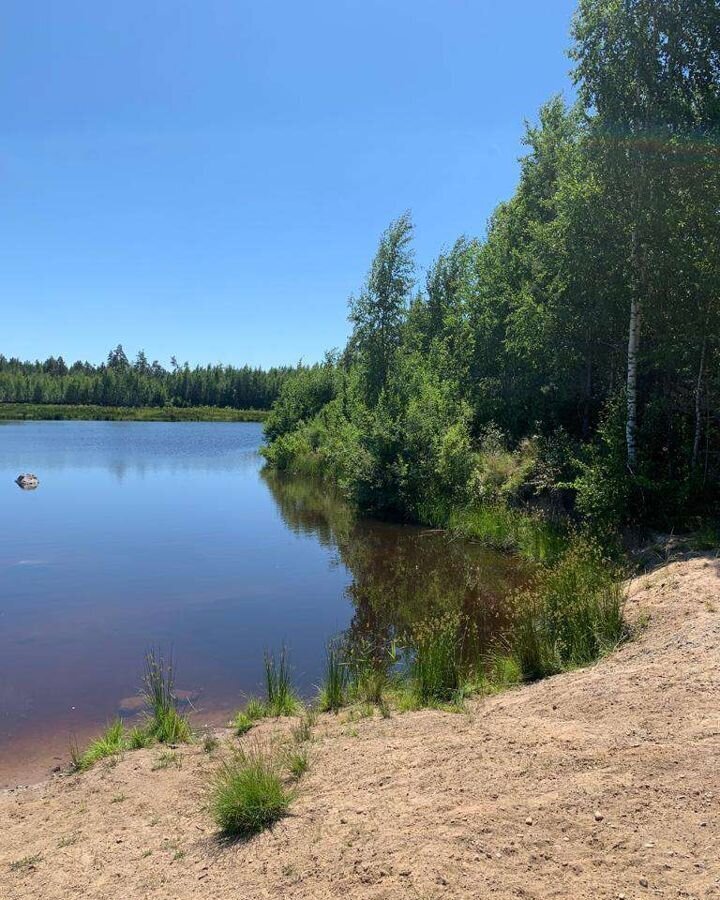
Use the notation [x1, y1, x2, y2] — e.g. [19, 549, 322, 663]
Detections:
[692, 331, 707, 470]
[626, 294, 640, 471]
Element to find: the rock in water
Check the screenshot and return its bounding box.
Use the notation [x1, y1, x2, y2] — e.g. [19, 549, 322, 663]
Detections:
[15, 474, 39, 490]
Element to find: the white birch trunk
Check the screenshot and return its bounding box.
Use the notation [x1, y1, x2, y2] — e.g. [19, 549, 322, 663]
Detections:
[626, 295, 640, 470]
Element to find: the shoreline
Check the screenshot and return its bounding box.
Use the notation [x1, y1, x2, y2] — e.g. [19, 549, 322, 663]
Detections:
[2, 556, 717, 898]
[0, 404, 268, 422]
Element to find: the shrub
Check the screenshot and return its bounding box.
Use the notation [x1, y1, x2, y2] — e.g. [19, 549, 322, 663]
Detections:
[209, 747, 294, 837]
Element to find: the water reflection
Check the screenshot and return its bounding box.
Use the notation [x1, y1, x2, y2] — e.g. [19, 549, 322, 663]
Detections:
[263, 471, 526, 655]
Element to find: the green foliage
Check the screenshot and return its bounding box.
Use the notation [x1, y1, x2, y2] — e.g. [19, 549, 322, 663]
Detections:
[0, 350, 298, 411]
[261, 7, 720, 536]
[209, 747, 294, 838]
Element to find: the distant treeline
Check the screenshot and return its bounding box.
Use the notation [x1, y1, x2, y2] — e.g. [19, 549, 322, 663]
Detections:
[0, 345, 298, 410]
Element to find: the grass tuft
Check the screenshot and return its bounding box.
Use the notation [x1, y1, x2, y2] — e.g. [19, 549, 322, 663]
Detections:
[70, 719, 126, 772]
[409, 613, 463, 705]
[511, 538, 625, 681]
[318, 640, 348, 713]
[141, 648, 192, 744]
[263, 646, 301, 717]
[209, 746, 294, 838]
[285, 746, 309, 780]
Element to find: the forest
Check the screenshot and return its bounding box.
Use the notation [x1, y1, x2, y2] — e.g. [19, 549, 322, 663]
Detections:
[0, 346, 296, 410]
[263, 0, 720, 541]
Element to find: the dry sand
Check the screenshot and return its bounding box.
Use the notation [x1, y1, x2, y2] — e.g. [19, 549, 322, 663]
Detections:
[1, 556, 718, 900]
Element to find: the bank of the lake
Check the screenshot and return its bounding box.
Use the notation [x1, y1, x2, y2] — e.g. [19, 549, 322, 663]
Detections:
[0, 403, 267, 422]
[1, 557, 717, 900]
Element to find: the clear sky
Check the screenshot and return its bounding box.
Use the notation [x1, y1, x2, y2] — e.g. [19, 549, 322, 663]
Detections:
[1, 0, 578, 369]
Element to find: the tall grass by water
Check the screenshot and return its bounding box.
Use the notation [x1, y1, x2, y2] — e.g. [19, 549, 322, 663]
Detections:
[264, 646, 301, 717]
[69, 649, 191, 772]
[448, 504, 566, 564]
[141, 648, 192, 743]
[510, 539, 625, 681]
[318, 640, 348, 713]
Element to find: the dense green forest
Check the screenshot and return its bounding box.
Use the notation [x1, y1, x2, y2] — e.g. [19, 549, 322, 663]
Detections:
[0, 346, 297, 410]
[264, 0, 720, 541]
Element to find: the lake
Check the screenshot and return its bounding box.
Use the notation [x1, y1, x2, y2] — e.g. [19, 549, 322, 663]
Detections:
[0, 421, 522, 785]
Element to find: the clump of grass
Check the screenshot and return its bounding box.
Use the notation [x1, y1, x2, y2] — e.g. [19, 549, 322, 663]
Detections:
[201, 731, 219, 753]
[409, 613, 463, 705]
[232, 696, 269, 735]
[70, 719, 126, 772]
[290, 710, 315, 745]
[485, 651, 522, 688]
[345, 638, 397, 706]
[209, 746, 294, 838]
[127, 725, 154, 749]
[511, 538, 625, 681]
[9, 853, 43, 872]
[141, 648, 192, 744]
[318, 640, 348, 713]
[264, 646, 301, 717]
[285, 746, 309, 780]
[152, 750, 181, 770]
[448, 504, 566, 564]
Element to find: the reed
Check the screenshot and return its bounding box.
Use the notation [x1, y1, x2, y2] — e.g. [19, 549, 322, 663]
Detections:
[263, 646, 301, 717]
[318, 640, 348, 713]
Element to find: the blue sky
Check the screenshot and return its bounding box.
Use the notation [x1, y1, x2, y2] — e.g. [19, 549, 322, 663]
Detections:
[1, 0, 577, 369]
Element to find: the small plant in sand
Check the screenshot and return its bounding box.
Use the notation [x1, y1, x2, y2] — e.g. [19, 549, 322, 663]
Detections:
[285, 746, 309, 780]
[209, 744, 294, 837]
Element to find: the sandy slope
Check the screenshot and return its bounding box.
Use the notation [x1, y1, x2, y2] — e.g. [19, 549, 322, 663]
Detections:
[1, 556, 718, 900]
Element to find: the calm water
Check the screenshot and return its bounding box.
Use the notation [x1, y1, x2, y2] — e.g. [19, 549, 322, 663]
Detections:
[0, 421, 521, 783]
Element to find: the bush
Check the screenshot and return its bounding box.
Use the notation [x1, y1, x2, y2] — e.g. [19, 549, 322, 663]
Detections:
[209, 747, 294, 837]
